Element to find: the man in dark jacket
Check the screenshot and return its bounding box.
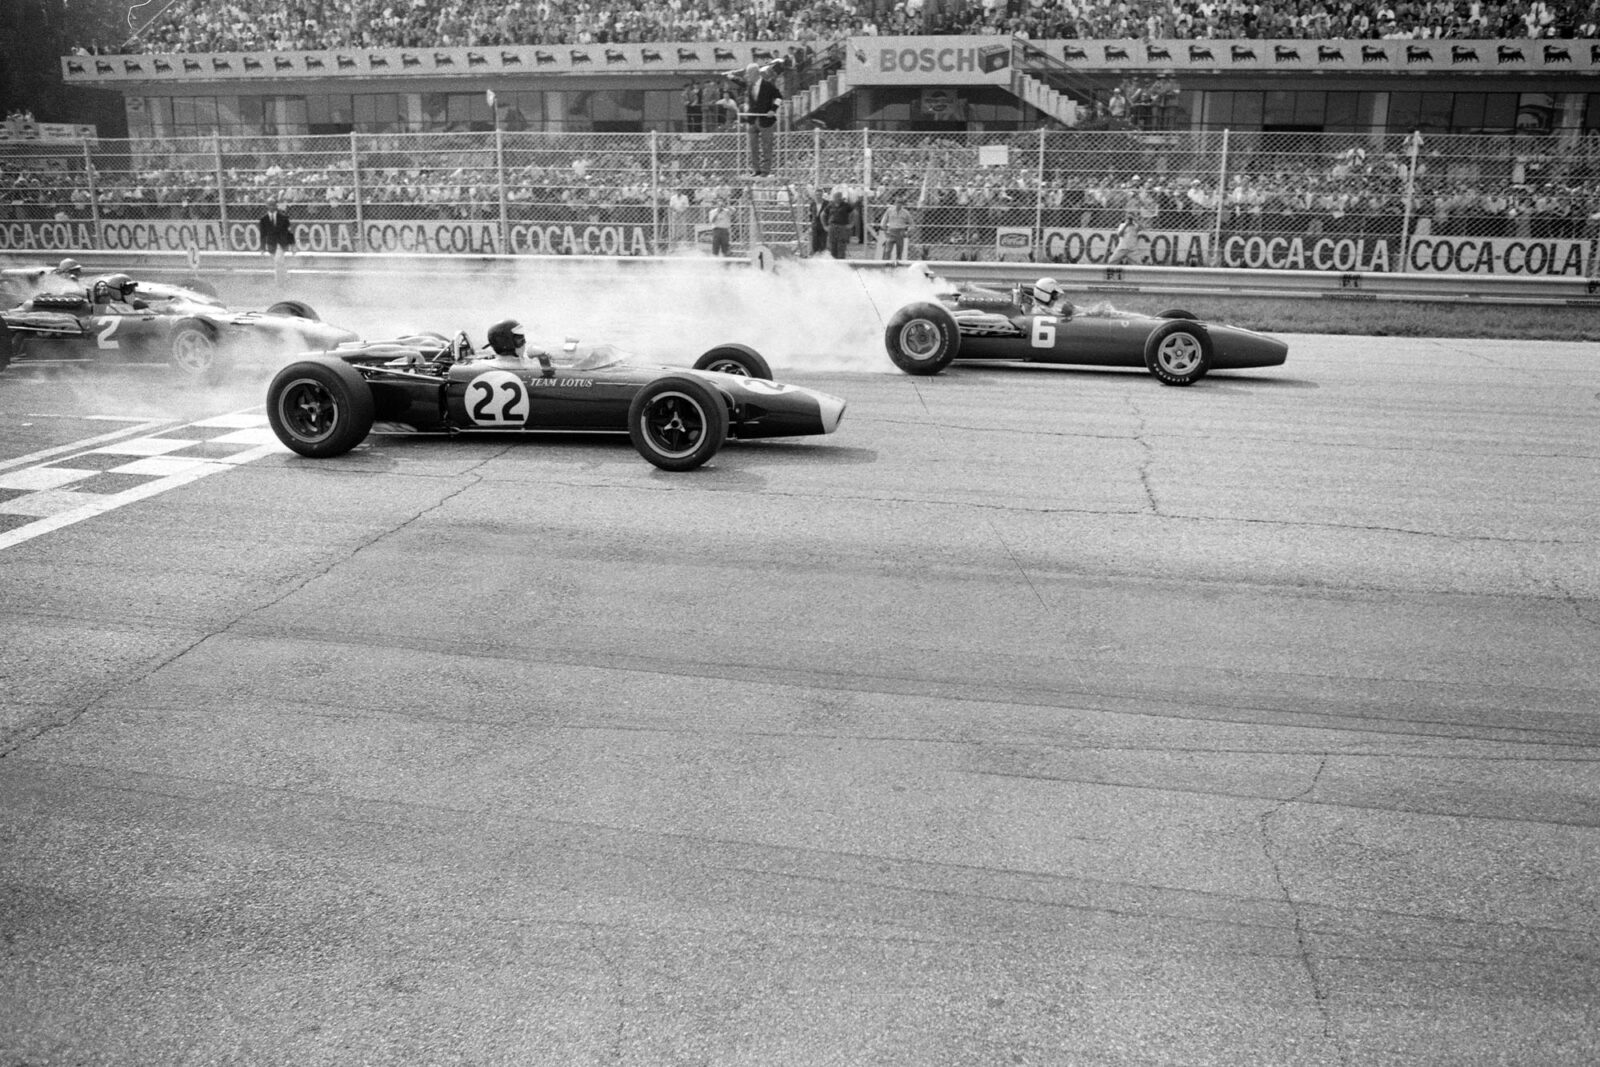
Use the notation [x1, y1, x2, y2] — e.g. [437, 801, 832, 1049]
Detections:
[822, 190, 856, 259]
[742, 63, 782, 177]
[258, 202, 295, 256]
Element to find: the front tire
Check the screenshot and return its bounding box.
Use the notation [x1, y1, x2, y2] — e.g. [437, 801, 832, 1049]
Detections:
[168, 321, 224, 381]
[267, 359, 376, 458]
[628, 375, 728, 472]
[1158, 308, 1198, 320]
[266, 300, 320, 320]
[693, 343, 772, 380]
[884, 301, 959, 375]
[1144, 320, 1212, 386]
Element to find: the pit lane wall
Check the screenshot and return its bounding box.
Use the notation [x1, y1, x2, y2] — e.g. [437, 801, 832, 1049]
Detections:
[18, 250, 1600, 308]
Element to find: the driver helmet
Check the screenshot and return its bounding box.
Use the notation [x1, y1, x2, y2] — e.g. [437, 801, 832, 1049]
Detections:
[1032, 277, 1063, 307]
[907, 261, 937, 285]
[103, 273, 138, 301]
[55, 258, 82, 279]
[486, 318, 526, 356]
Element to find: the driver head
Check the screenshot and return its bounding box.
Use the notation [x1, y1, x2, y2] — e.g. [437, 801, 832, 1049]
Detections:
[486, 319, 526, 356]
[1032, 277, 1062, 306]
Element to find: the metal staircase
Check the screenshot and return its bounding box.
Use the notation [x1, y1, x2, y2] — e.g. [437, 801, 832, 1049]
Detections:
[745, 178, 810, 260]
[1009, 38, 1107, 128]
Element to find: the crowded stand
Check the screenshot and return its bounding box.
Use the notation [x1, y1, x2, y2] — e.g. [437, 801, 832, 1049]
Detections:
[78, 0, 1600, 54]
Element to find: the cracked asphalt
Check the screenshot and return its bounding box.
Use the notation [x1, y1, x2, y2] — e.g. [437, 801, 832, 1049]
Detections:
[1, 332, 1597, 1066]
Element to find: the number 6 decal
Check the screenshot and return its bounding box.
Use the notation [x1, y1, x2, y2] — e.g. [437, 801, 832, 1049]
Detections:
[95, 317, 122, 350]
[465, 370, 530, 427]
[1030, 316, 1056, 348]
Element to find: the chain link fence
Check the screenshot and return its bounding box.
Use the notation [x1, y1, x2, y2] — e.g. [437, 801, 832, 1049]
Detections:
[2, 129, 1597, 275]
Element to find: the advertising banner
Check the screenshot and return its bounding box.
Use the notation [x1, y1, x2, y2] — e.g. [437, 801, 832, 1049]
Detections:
[62, 42, 801, 82]
[846, 36, 1016, 87]
[1005, 227, 1596, 276]
[0, 218, 656, 255]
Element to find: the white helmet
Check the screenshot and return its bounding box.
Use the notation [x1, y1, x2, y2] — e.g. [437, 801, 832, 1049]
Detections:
[1032, 277, 1062, 306]
[907, 261, 936, 285]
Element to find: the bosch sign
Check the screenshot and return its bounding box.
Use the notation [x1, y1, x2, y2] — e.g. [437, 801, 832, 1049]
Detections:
[877, 45, 1009, 75]
[849, 35, 1016, 85]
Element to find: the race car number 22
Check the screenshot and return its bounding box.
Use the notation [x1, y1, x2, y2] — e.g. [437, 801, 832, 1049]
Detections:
[466, 370, 530, 427]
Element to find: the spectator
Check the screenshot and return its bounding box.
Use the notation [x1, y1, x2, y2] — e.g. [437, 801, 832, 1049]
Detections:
[258, 200, 295, 256]
[879, 198, 914, 261]
[707, 197, 733, 257]
[1106, 213, 1145, 265]
[821, 189, 856, 259]
[742, 63, 783, 178]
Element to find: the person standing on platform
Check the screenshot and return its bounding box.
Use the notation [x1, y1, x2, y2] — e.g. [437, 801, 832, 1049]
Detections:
[742, 63, 782, 177]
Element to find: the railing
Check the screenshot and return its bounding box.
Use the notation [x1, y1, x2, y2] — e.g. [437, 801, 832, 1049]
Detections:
[2, 128, 1598, 279]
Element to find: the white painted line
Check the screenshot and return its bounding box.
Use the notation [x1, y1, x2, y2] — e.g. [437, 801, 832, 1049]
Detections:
[0, 466, 98, 492]
[110, 455, 228, 477]
[0, 419, 174, 473]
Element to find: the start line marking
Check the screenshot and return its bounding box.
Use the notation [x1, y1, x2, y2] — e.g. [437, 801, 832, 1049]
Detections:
[0, 408, 288, 553]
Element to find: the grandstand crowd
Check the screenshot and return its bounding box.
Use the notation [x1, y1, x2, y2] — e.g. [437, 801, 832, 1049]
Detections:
[71, 0, 1600, 55]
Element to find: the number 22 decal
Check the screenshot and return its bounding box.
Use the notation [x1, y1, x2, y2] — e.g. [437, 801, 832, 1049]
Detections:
[465, 371, 530, 427]
[95, 317, 121, 350]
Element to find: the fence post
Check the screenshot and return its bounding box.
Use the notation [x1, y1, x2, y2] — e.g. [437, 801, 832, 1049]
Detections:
[350, 132, 365, 253]
[1399, 130, 1421, 274]
[812, 125, 821, 190]
[862, 126, 872, 257]
[1212, 128, 1230, 267]
[650, 129, 661, 254]
[495, 126, 509, 255]
[212, 131, 228, 248]
[83, 141, 102, 252]
[1035, 126, 1045, 260]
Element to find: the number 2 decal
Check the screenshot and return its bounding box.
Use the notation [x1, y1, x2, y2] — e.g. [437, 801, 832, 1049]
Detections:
[1030, 316, 1057, 348]
[95, 317, 121, 350]
[465, 370, 530, 427]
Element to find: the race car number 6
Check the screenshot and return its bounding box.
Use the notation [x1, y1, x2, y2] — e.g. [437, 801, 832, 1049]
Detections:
[466, 371, 530, 427]
[1030, 316, 1057, 347]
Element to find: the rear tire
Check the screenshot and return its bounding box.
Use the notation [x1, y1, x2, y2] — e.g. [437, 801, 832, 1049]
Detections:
[1144, 320, 1212, 386]
[693, 344, 772, 380]
[266, 300, 320, 320]
[628, 375, 728, 472]
[267, 359, 375, 458]
[884, 301, 959, 375]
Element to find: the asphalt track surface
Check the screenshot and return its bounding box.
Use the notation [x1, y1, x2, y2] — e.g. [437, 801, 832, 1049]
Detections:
[1, 331, 1596, 1066]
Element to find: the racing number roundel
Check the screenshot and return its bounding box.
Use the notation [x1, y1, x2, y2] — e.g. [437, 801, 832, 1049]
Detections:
[466, 370, 530, 427]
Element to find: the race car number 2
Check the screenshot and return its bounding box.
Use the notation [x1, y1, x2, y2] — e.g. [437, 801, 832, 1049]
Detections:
[466, 370, 530, 427]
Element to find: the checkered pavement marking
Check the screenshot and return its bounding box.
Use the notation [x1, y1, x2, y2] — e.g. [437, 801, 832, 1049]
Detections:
[0, 409, 288, 552]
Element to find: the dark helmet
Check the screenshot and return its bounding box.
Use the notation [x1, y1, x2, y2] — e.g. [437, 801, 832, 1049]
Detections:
[486, 319, 526, 356]
[55, 257, 82, 279]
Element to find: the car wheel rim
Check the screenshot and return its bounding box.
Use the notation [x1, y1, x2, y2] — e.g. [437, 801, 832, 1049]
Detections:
[279, 379, 337, 442]
[1159, 335, 1200, 373]
[704, 359, 749, 376]
[898, 320, 942, 360]
[639, 391, 707, 459]
[172, 331, 215, 373]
